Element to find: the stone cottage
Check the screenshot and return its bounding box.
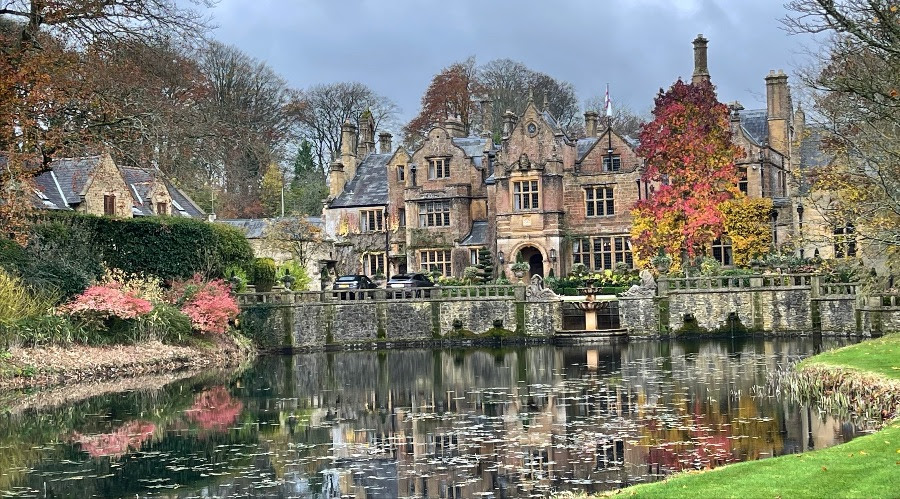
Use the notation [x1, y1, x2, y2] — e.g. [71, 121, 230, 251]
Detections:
[29, 151, 204, 218]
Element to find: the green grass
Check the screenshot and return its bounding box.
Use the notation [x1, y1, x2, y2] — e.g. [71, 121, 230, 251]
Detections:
[798, 333, 900, 380]
[606, 421, 900, 498]
[598, 333, 900, 499]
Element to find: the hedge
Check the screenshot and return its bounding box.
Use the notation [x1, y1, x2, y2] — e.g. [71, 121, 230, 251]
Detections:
[22, 212, 253, 286]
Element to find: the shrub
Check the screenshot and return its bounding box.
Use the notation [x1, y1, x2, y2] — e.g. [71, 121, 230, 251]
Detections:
[0, 269, 48, 324]
[133, 303, 193, 344]
[3, 314, 89, 347]
[61, 284, 153, 322]
[225, 265, 248, 293]
[511, 261, 530, 273]
[699, 256, 722, 276]
[250, 258, 277, 292]
[176, 278, 239, 335]
[276, 260, 310, 291]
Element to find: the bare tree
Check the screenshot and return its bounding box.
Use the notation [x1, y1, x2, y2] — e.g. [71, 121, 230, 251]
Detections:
[783, 0, 900, 255]
[289, 82, 399, 177]
[477, 59, 581, 137]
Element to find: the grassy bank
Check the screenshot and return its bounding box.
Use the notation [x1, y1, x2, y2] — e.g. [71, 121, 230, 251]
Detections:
[595, 333, 900, 499]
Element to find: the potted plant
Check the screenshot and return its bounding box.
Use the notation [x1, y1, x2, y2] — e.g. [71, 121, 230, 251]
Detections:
[511, 261, 530, 280]
[651, 253, 672, 274]
[250, 257, 277, 293]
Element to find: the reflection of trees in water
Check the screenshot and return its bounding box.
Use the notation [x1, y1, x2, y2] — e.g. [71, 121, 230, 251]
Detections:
[0, 338, 865, 498]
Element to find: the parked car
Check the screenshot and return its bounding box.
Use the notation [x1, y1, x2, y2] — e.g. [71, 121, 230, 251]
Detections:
[332, 275, 377, 300]
[386, 273, 435, 298]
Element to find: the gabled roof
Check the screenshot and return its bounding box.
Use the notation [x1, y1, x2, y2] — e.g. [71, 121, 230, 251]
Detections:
[460, 221, 488, 246]
[32, 155, 104, 206]
[330, 153, 391, 208]
[163, 178, 205, 218]
[739, 109, 769, 146]
[31, 171, 72, 210]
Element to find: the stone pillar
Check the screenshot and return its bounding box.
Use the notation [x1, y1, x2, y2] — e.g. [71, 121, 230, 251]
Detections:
[584, 309, 598, 331]
[445, 116, 466, 138]
[584, 111, 599, 138]
[503, 110, 516, 138]
[766, 70, 791, 154]
[692, 34, 710, 85]
[378, 132, 392, 154]
[480, 98, 493, 138]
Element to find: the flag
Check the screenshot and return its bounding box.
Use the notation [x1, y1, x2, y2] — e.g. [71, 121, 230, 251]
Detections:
[604, 83, 612, 117]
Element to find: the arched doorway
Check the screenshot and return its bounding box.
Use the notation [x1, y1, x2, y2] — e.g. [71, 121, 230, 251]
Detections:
[517, 245, 544, 278]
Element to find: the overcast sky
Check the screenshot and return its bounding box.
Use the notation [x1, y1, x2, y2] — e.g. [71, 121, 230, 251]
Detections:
[207, 0, 813, 128]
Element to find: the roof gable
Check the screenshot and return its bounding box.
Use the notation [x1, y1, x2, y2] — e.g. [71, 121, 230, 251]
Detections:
[330, 153, 391, 207]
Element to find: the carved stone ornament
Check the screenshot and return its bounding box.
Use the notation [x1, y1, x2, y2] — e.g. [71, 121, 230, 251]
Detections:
[526, 274, 558, 301]
[518, 153, 530, 170]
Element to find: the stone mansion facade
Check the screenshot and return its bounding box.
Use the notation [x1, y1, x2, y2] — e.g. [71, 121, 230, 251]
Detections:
[322, 35, 845, 280]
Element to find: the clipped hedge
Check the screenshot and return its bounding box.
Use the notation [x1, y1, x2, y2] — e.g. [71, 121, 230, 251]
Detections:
[33, 212, 253, 282]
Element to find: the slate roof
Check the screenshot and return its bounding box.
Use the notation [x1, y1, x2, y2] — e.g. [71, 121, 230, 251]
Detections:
[162, 178, 205, 218]
[576, 137, 598, 163]
[220, 217, 323, 239]
[31, 171, 72, 210]
[452, 136, 492, 168]
[119, 165, 154, 216]
[460, 221, 488, 246]
[330, 153, 391, 207]
[740, 109, 769, 145]
[540, 110, 563, 134]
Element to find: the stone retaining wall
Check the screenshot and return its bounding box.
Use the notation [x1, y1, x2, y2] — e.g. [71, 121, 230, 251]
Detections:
[240, 293, 560, 350]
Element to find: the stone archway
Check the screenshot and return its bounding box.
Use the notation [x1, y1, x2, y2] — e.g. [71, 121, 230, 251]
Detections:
[517, 245, 545, 278]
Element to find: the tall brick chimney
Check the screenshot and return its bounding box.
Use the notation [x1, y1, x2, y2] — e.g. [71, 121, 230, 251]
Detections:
[765, 69, 791, 154]
[339, 119, 358, 182]
[378, 132, 392, 154]
[480, 98, 494, 138]
[692, 34, 710, 85]
[584, 111, 599, 138]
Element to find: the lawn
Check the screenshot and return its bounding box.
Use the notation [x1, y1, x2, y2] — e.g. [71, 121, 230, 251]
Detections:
[595, 333, 900, 499]
[798, 333, 900, 380]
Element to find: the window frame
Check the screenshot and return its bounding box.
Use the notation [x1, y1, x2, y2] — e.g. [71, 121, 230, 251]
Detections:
[419, 249, 452, 277]
[602, 155, 621, 172]
[103, 194, 116, 216]
[513, 179, 540, 211]
[155, 202, 168, 215]
[585, 185, 615, 217]
[711, 238, 733, 266]
[397, 165, 405, 182]
[363, 252, 386, 276]
[427, 157, 451, 180]
[833, 225, 857, 258]
[418, 200, 451, 227]
[359, 209, 384, 233]
[572, 235, 633, 270]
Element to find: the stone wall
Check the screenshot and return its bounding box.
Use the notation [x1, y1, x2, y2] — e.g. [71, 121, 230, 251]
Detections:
[240, 294, 557, 350]
[619, 276, 889, 336]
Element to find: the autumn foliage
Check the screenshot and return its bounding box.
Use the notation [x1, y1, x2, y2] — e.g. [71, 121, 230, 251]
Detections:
[73, 420, 157, 459]
[720, 197, 774, 266]
[186, 386, 244, 431]
[632, 80, 743, 268]
[61, 283, 153, 320]
[168, 274, 239, 335]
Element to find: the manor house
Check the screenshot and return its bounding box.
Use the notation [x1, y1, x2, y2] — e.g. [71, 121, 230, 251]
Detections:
[322, 35, 841, 280]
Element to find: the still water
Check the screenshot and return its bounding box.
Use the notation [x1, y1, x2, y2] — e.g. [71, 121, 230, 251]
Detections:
[0, 337, 871, 498]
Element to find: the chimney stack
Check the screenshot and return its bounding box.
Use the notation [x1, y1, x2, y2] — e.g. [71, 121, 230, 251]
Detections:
[444, 116, 466, 138]
[765, 69, 791, 154]
[340, 119, 358, 181]
[584, 111, 599, 138]
[480, 98, 494, 138]
[328, 159, 346, 198]
[502, 109, 516, 138]
[692, 34, 710, 85]
[378, 132, 392, 154]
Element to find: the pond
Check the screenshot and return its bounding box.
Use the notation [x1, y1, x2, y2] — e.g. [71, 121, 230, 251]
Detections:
[0, 337, 874, 498]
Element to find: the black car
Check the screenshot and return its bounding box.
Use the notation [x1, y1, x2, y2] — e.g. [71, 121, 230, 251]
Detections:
[332, 275, 377, 299]
[386, 273, 435, 298]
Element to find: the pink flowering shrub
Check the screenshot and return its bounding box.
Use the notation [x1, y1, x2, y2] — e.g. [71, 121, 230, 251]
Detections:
[185, 386, 243, 431]
[168, 275, 239, 335]
[61, 283, 153, 320]
[72, 420, 156, 459]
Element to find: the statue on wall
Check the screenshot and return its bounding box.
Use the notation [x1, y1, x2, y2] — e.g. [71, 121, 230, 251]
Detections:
[621, 269, 657, 297]
[526, 274, 558, 301]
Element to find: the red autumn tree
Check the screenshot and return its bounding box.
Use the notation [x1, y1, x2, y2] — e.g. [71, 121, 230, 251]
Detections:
[631, 79, 742, 269]
[403, 57, 482, 145]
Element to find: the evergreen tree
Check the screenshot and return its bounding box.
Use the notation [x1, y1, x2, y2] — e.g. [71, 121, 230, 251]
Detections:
[288, 140, 328, 216]
[475, 247, 495, 283]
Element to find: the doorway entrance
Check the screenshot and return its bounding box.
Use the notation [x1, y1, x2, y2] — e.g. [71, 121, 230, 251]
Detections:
[517, 246, 544, 278]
